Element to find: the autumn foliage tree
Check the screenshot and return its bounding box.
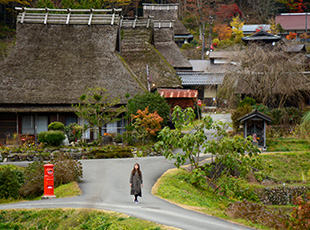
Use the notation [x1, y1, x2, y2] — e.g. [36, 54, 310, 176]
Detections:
[131, 107, 163, 144]
[286, 32, 297, 40]
[277, 0, 308, 13]
[230, 15, 244, 42]
[213, 23, 232, 40]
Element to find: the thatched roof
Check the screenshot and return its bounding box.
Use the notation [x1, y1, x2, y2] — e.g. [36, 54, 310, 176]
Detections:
[121, 26, 181, 89]
[0, 23, 145, 107]
[143, 4, 191, 36]
[154, 27, 192, 70]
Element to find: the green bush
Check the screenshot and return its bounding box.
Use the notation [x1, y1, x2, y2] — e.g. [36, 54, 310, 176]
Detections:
[37, 131, 48, 143]
[64, 123, 83, 142]
[0, 165, 24, 199]
[45, 131, 65, 146]
[51, 153, 83, 186]
[231, 105, 253, 131]
[20, 153, 83, 197]
[48, 122, 65, 131]
[19, 161, 44, 198]
[89, 146, 133, 159]
[238, 97, 256, 108]
[218, 176, 260, 202]
[127, 91, 171, 124]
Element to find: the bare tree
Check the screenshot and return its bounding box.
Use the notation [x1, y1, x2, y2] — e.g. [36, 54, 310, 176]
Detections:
[218, 44, 310, 108]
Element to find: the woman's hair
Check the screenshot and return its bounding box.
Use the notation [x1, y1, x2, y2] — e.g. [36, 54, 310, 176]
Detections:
[132, 163, 141, 176]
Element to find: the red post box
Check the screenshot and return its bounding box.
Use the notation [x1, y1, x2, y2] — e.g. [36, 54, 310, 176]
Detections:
[42, 164, 56, 199]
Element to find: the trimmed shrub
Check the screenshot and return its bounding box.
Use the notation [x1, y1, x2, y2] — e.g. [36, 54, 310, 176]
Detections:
[0, 165, 24, 199]
[48, 122, 65, 131]
[45, 131, 65, 146]
[37, 131, 48, 144]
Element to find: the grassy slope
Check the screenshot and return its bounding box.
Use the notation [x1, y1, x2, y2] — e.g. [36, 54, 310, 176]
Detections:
[153, 151, 310, 230]
[266, 138, 310, 152]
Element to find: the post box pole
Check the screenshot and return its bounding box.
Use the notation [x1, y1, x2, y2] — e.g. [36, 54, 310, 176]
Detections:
[42, 163, 56, 199]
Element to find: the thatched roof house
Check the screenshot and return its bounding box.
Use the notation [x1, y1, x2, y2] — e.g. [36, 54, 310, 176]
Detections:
[143, 4, 194, 47]
[0, 7, 184, 144]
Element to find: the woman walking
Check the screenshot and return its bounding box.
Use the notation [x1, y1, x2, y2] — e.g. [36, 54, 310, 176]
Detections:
[130, 163, 143, 204]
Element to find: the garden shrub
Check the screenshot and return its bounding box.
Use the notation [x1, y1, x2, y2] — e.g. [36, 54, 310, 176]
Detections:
[20, 154, 83, 197]
[64, 123, 83, 142]
[218, 176, 260, 202]
[89, 146, 132, 159]
[51, 152, 83, 186]
[238, 96, 256, 108]
[0, 165, 24, 199]
[127, 91, 170, 124]
[48, 122, 65, 131]
[37, 131, 48, 144]
[231, 105, 253, 131]
[19, 161, 45, 198]
[45, 131, 65, 146]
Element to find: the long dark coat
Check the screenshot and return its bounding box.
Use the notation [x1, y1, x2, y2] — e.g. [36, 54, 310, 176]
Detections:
[130, 171, 143, 197]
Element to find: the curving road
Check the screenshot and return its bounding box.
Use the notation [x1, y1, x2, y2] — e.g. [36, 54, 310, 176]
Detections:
[0, 113, 254, 229]
[0, 157, 253, 230]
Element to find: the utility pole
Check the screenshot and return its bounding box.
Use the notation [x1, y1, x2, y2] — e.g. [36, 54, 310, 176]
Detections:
[146, 64, 150, 92]
[201, 22, 205, 60]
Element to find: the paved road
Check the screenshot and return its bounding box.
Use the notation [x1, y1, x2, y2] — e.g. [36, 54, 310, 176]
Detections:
[0, 113, 254, 230]
[0, 157, 252, 230]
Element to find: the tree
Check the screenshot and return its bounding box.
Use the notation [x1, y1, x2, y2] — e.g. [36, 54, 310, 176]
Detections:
[127, 91, 170, 124]
[156, 105, 261, 177]
[218, 45, 310, 108]
[230, 15, 244, 42]
[286, 32, 297, 40]
[213, 23, 232, 40]
[215, 3, 242, 23]
[245, 0, 280, 23]
[73, 87, 125, 140]
[156, 106, 215, 170]
[131, 107, 163, 144]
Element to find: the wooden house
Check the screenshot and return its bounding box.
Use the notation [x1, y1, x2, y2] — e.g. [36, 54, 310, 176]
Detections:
[0, 7, 186, 144]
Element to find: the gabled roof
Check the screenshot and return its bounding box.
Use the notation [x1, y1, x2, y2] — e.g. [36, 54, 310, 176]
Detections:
[238, 109, 273, 123]
[276, 13, 310, 31]
[242, 30, 281, 42]
[0, 23, 145, 107]
[177, 72, 224, 85]
[241, 24, 271, 34]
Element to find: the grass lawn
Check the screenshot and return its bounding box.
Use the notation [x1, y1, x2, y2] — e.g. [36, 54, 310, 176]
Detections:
[0, 209, 174, 230]
[266, 137, 310, 152]
[260, 151, 310, 184]
[152, 169, 266, 230]
[153, 151, 310, 230]
[0, 181, 82, 204]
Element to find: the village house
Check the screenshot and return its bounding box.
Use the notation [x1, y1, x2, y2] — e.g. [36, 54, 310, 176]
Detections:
[0, 6, 193, 145]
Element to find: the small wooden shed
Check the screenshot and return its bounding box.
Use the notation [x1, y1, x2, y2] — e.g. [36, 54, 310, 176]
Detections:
[238, 109, 273, 149]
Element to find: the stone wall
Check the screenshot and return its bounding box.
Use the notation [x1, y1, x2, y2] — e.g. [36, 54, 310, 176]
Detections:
[258, 186, 310, 205]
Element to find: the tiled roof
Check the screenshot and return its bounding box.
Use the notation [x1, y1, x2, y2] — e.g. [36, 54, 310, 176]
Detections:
[177, 72, 225, 85]
[157, 88, 198, 98]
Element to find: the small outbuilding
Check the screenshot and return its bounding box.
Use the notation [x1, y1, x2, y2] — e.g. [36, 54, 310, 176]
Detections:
[238, 109, 273, 150]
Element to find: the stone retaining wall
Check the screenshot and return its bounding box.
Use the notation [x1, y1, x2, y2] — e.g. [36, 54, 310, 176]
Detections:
[258, 186, 310, 205]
